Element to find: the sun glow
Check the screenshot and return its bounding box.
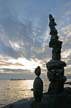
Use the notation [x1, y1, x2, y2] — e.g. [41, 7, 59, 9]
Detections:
[20, 80, 34, 89]
[0, 56, 42, 71]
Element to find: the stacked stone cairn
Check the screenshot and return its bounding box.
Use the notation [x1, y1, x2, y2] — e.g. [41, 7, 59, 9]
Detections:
[33, 66, 43, 102]
[46, 14, 67, 94]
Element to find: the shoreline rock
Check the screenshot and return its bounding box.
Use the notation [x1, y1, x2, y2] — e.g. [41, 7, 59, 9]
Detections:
[2, 87, 71, 108]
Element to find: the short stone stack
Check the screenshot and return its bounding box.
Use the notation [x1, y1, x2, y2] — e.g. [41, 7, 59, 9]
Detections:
[46, 14, 67, 94]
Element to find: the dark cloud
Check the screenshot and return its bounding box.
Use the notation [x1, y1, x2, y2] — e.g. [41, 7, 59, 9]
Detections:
[0, 40, 19, 58]
[0, 0, 71, 66]
[0, 9, 48, 59]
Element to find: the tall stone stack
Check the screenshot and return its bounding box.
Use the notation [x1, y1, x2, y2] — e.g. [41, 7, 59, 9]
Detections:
[46, 14, 67, 94]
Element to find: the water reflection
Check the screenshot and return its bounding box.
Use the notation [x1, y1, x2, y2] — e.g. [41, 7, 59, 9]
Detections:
[20, 80, 34, 90]
[0, 80, 34, 106]
[0, 80, 48, 107]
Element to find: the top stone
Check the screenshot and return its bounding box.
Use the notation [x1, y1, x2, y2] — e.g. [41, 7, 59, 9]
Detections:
[49, 14, 58, 36]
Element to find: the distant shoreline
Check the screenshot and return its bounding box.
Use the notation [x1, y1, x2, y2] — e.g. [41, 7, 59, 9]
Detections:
[10, 78, 26, 80]
[0, 79, 34, 80]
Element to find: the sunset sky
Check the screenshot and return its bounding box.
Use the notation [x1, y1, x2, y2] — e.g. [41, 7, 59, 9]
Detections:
[0, 0, 71, 79]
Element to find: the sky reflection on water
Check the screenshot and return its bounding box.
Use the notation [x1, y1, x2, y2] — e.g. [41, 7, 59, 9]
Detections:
[0, 80, 34, 106]
[0, 79, 48, 107]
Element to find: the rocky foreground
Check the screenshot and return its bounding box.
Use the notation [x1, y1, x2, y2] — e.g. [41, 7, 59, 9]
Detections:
[2, 87, 71, 108]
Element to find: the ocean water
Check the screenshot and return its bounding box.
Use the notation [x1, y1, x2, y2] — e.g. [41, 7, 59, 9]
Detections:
[0, 80, 48, 107]
[0, 73, 71, 107]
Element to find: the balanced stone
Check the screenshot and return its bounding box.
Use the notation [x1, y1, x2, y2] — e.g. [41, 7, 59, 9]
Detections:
[33, 66, 43, 102]
[46, 14, 67, 94]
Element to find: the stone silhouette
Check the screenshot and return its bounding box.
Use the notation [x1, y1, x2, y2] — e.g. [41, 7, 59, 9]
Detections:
[49, 14, 57, 36]
[46, 14, 67, 94]
[33, 66, 43, 102]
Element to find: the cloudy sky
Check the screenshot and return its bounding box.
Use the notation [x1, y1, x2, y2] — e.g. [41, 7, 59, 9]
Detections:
[0, 0, 71, 79]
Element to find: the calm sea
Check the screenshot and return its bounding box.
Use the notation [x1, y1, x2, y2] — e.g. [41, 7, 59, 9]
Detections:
[0, 80, 48, 107]
[0, 72, 71, 107]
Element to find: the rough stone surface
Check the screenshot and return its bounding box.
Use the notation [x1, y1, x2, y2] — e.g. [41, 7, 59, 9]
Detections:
[33, 77, 43, 102]
[46, 60, 66, 69]
[33, 66, 43, 102]
[46, 14, 67, 94]
[2, 88, 71, 108]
